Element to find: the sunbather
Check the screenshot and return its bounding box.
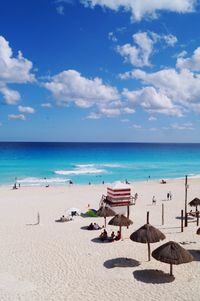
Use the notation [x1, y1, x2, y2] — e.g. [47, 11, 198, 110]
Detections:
[88, 223, 94, 230]
[99, 229, 108, 241]
[55, 215, 72, 222]
[108, 231, 115, 242]
[93, 223, 101, 230]
[115, 231, 121, 241]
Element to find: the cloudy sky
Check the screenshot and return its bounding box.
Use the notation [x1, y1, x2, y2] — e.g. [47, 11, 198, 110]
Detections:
[0, 0, 200, 142]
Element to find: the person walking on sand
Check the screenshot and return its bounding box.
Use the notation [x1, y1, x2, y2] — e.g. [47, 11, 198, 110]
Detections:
[167, 192, 170, 201]
[152, 196, 156, 205]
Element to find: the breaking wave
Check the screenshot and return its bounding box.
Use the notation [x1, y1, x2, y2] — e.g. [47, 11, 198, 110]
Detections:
[55, 165, 106, 175]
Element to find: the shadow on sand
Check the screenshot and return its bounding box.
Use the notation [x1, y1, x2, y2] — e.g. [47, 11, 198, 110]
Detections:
[104, 257, 140, 269]
[176, 216, 194, 220]
[80, 226, 101, 231]
[91, 237, 113, 244]
[133, 269, 175, 284]
[26, 222, 40, 226]
[188, 249, 200, 261]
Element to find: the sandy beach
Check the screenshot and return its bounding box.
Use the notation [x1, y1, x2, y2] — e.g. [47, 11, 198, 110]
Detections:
[0, 178, 200, 301]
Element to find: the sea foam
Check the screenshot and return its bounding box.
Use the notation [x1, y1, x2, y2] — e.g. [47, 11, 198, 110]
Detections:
[55, 165, 106, 175]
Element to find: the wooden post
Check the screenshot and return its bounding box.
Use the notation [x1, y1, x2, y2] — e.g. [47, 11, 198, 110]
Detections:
[127, 205, 130, 229]
[170, 264, 173, 276]
[147, 211, 149, 224]
[37, 212, 40, 225]
[197, 211, 199, 227]
[127, 205, 130, 218]
[147, 241, 151, 261]
[181, 210, 184, 232]
[184, 175, 188, 227]
[162, 203, 164, 225]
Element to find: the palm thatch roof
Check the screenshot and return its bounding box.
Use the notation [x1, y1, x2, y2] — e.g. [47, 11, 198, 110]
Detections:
[97, 206, 116, 228]
[108, 215, 133, 227]
[130, 223, 165, 261]
[197, 227, 200, 235]
[130, 224, 165, 244]
[189, 198, 200, 207]
[152, 241, 193, 265]
[97, 206, 116, 218]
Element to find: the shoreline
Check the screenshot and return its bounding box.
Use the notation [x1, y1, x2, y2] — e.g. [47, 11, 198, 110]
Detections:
[1, 174, 199, 188]
[1, 174, 200, 189]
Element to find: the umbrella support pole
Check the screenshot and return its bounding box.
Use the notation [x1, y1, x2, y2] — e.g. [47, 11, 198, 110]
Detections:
[170, 264, 173, 276]
[197, 211, 199, 227]
[104, 217, 106, 228]
[147, 242, 151, 261]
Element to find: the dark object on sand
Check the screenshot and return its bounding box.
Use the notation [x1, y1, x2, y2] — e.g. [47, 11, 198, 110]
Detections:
[152, 241, 193, 276]
[189, 198, 200, 211]
[109, 214, 133, 237]
[97, 206, 116, 227]
[130, 224, 165, 261]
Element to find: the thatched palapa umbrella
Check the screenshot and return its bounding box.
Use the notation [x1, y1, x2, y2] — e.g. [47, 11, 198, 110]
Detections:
[97, 206, 116, 228]
[108, 214, 133, 236]
[152, 241, 193, 276]
[130, 223, 165, 261]
[189, 197, 200, 211]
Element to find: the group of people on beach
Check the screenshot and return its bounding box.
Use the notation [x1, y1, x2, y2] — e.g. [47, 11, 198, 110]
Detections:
[99, 229, 121, 242]
[167, 191, 172, 201]
[152, 191, 173, 204]
[87, 222, 102, 230]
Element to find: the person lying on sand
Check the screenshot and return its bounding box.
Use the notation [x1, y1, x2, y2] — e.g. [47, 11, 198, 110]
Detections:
[93, 223, 101, 230]
[55, 215, 72, 222]
[88, 222, 102, 230]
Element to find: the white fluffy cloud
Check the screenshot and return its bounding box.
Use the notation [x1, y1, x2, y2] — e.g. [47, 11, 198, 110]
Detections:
[121, 54, 200, 116]
[0, 36, 35, 105]
[44, 69, 121, 116]
[86, 112, 101, 119]
[149, 116, 157, 121]
[176, 47, 200, 71]
[123, 87, 182, 116]
[81, 0, 195, 22]
[170, 122, 194, 130]
[117, 31, 177, 67]
[18, 105, 35, 114]
[132, 68, 200, 108]
[8, 114, 26, 121]
[0, 86, 20, 105]
[163, 34, 178, 46]
[117, 32, 154, 67]
[132, 124, 142, 129]
[41, 103, 52, 108]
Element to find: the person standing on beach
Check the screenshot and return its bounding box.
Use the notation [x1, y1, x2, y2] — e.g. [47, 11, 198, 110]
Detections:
[167, 192, 170, 201]
[152, 196, 156, 205]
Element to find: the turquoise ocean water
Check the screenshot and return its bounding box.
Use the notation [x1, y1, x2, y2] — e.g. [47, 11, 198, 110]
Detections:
[1, 142, 200, 186]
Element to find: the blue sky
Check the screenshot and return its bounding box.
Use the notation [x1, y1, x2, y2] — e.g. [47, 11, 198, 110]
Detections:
[1, 0, 200, 142]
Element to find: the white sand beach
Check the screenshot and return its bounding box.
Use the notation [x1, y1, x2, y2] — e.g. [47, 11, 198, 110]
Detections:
[0, 178, 200, 301]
